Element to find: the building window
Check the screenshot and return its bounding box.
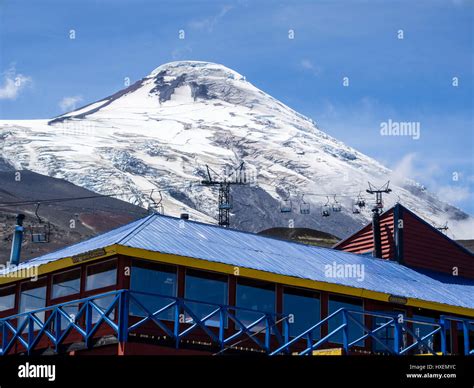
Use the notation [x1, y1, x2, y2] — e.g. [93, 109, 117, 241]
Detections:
[184, 269, 228, 327]
[236, 279, 275, 332]
[328, 295, 364, 346]
[373, 316, 394, 353]
[412, 313, 440, 354]
[19, 279, 47, 328]
[58, 304, 80, 330]
[0, 285, 15, 312]
[86, 259, 117, 291]
[130, 261, 177, 320]
[283, 288, 320, 338]
[91, 294, 116, 324]
[51, 268, 81, 299]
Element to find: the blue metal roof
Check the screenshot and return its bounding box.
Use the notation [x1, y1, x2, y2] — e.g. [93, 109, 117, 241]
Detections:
[8, 214, 474, 310]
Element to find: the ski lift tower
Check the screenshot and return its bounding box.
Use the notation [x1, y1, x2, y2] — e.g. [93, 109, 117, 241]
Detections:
[201, 162, 247, 228]
[366, 181, 392, 258]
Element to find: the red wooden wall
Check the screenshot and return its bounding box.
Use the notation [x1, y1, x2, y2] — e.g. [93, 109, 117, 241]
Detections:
[334, 204, 474, 278]
[334, 208, 395, 260]
[402, 210, 474, 278]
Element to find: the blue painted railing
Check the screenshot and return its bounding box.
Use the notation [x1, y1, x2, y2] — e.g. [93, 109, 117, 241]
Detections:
[0, 290, 471, 356]
[270, 309, 473, 356]
[0, 290, 290, 355]
[0, 290, 122, 355]
[440, 315, 474, 356]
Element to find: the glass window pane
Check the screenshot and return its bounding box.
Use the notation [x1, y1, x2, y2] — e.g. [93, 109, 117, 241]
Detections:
[86, 260, 117, 291]
[130, 262, 177, 320]
[185, 270, 227, 327]
[52, 269, 81, 299]
[236, 280, 275, 332]
[58, 304, 80, 330]
[283, 288, 320, 338]
[19, 279, 47, 329]
[412, 314, 439, 354]
[373, 316, 394, 353]
[328, 296, 364, 346]
[91, 294, 116, 324]
[0, 286, 15, 311]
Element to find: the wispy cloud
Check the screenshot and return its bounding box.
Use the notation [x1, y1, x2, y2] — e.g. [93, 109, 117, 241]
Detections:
[437, 185, 471, 203]
[171, 46, 193, 60]
[0, 66, 32, 100]
[389, 153, 437, 187]
[59, 95, 83, 112]
[300, 59, 322, 76]
[390, 153, 472, 207]
[188, 5, 233, 32]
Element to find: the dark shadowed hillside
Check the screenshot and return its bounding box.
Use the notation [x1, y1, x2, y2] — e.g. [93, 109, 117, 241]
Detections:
[456, 240, 474, 253]
[0, 159, 148, 262]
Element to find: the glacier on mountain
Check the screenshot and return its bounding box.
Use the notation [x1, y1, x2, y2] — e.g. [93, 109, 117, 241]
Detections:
[0, 61, 472, 239]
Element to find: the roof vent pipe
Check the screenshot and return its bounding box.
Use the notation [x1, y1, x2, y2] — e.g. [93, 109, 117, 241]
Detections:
[372, 208, 382, 258]
[9, 214, 25, 266]
[180, 213, 189, 220]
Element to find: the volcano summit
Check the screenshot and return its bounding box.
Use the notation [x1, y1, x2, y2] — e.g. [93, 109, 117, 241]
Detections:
[0, 61, 471, 239]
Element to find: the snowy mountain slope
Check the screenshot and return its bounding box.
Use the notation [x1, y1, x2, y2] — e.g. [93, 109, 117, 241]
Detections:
[0, 61, 472, 239]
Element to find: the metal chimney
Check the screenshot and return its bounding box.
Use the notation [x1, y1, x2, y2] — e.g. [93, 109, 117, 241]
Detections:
[366, 181, 391, 259]
[9, 214, 25, 266]
[372, 208, 382, 258]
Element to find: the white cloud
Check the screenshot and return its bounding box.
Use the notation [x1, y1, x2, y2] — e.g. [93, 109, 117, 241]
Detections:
[436, 185, 471, 203]
[300, 59, 322, 76]
[390, 153, 420, 186]
[446, 217, 474, 240]
[390, 153, 473, 208]
[189, 5, 233, 32]
[0, 67, 32, 100]
[59, 95, 83, 112]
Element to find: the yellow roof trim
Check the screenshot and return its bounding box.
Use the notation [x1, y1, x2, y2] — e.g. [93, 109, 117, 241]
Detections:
[1, 243, 472, 318]
[0, 245, 117, 285]
[115, 245, 474, 318]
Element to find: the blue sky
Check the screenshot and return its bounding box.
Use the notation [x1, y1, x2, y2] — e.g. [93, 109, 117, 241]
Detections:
[0, 0, 473, 214]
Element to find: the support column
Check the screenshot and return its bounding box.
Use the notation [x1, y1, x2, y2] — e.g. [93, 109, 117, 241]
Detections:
[320, 292, 329, 339]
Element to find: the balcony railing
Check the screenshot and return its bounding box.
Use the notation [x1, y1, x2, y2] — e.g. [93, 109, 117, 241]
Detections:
[270, 309, 474, 356]
[0, 289, 471, 356]
[0, 290, 290, 355]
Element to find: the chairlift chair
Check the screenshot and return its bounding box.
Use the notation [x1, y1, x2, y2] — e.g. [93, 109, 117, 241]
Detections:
[321, 197, 331, 217]
[352, 202, 361, 214]
[280, 193, 292, 213]
[299, 194, 310, 215]
[356, 193, 366, 208]
[332, 195, 342, 212]
[148, 190, 165, 215]
[29, 203, 51, 243]
[31, 223, 51, 243]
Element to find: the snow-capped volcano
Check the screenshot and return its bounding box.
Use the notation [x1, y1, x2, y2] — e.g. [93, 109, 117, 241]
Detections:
[0, 61, 472, 239]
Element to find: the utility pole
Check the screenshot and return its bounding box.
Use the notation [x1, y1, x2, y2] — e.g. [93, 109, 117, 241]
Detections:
[366, 181, 392, 258]
[201, 162, 247, 228]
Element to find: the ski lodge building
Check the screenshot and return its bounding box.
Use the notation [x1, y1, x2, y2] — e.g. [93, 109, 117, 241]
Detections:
[0, 203, 472, 356]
